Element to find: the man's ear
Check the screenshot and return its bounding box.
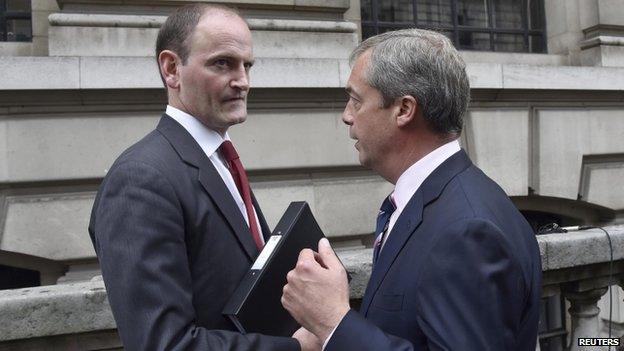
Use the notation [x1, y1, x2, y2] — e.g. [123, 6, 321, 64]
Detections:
[158, 50, 181, 90]
[395, 95, 417, 128]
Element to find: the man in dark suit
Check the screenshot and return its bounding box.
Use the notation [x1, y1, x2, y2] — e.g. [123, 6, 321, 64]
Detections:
[89, 4, 300, 350]
[282, 29, 542, 350]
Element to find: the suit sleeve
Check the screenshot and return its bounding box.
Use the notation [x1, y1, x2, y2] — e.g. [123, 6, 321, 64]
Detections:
[90, 161, 299, 351]
[326, 218, 525, 351]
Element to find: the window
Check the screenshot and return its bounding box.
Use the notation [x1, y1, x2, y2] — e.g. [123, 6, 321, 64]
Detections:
[361, 0, 546, 53]
[0, 264, 40, 290]
[0, 0, 32, 42]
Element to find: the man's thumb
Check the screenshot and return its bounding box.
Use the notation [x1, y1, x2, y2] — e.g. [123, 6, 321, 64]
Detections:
[318, 238, 340, 268]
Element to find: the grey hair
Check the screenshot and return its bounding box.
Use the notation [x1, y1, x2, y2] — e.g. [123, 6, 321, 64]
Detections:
[350, 28, 470, 135]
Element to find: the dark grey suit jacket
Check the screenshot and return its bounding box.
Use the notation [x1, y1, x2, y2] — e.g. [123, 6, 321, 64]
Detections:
[89, 114, 299, 350]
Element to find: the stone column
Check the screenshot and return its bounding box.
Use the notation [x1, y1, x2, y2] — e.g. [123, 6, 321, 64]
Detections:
[616, 279, 624, 346]
[599, 284, 624, 344]
[564, 287, 609, 351]
[578, 0, 624, 67]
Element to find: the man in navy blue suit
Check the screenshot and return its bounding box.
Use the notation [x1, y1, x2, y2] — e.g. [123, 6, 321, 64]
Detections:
[282, 28, 542, 351]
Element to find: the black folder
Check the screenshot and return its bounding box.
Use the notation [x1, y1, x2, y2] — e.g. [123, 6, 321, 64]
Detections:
[222, 201, 326, 337]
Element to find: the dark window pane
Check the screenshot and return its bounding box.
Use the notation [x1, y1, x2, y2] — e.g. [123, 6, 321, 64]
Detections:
[379, 0, 414, 22]
[0, 264, 40, 290]
[362, 25, 377, 40]
[494, 33, 525, 52]
[491, 0, 523, 29]
[456, 0, 488, 27]
[362, 0, 546, 54]
[458, 31, 490, 50]
[416, 0, 453, 27]
[538, 295, 566, 351]
[6, 18, 32, 42]
[378, 26, 406, 34]
[529, 0, 545, 30]
[437, 29, 454, 41]
[361, 0, 373, 21]
[7, 0, 31, 12]
[529, 34, 545, 53]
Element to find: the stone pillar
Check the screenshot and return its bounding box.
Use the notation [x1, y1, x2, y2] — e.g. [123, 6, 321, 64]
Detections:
[616, 279, 624, 345]
[564, 287, 609, 351]
[544, 0, 585, 61]
[579, 0, 624, 67]
[599, 285, 624, 341]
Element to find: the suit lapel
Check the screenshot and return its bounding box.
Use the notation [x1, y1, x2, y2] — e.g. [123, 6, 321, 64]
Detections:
[361, 150, 473, 316]
[197, 170, 259, 260]
[156, 114, 259, 260]
[361, 190, 424, 316]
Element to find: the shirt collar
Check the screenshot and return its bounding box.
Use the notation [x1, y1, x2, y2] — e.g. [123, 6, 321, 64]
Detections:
[392, 140, 461, 213]
[166, 105, 230, 158]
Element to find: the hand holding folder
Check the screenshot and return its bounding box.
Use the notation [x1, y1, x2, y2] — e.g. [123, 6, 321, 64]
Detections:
[281, 237, 351, 344]
[223, 202, 347, 337]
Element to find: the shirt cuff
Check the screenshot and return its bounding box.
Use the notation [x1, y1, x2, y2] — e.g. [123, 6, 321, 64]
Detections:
[321, 325, 338, 351]
[321, 309, 349, 351]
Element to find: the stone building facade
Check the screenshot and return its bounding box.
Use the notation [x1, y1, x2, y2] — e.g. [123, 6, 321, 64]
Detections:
[1, 0, 623, 349]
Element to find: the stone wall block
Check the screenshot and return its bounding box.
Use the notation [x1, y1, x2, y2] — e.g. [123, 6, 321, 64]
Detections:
[1, 195, 96, 262]
[49, 27, 158, 57]
[465, 109, 530, 196]
[252, 175, 392, 238]
[32, 0, 60, 11]
[0, 113, 159, 183]
[0, 280, 115, 341]
[537, 108, 624, 208]
[79, 57, 162, 89]
[0, 57, 79, 90]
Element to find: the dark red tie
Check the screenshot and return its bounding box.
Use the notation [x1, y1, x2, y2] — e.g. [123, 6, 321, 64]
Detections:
[219, 141, 264, 250]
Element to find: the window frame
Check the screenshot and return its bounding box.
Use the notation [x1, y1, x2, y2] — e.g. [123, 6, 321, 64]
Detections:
[0, 0, 32, 42]
[361, 0, 547, 53]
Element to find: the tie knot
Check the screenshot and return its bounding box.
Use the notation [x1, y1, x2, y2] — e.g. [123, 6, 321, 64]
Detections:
[219, 140, 239, 162]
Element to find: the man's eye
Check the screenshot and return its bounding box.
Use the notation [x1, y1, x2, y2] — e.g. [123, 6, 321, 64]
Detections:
[215, 59, 229, 67]
[349, 95, 361, 108]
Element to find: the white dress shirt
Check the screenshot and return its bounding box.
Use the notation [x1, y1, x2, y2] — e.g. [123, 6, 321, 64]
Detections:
[382, 139, 461, 248]
[166, 105, 264, 243]
[322, 139, 461, 349]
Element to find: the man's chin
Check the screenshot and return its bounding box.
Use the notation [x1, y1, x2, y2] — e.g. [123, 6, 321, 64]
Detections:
[220, 105, 247, 123]
[358, 153, 370, 168]
[225, 113, 247, 126]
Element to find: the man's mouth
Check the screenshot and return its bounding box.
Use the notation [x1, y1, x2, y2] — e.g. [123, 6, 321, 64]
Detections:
[223, 95, 245, 103]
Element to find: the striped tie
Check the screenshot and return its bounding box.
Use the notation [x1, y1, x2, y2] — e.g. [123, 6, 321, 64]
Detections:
[373, 195, 396, 266]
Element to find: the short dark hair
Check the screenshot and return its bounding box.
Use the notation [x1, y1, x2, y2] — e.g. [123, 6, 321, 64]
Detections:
[155, 4, 243, 85]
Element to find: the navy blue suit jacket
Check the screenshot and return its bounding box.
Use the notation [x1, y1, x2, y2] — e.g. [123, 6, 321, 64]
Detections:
[89, 115, 299, 350]
[327, 150, 541, 351]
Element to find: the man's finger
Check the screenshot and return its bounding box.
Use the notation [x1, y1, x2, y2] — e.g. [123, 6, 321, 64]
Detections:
[296, 248, 321, 272]
[298, 248, 316, 261]
[313, 251, 328, 269]
[317, 238, 341, 269]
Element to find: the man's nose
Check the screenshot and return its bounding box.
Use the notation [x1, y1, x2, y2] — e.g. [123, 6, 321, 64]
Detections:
[231, 66, 250, 91]
[342, 108, 353, 126]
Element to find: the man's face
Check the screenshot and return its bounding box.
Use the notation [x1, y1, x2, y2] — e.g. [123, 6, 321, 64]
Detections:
[176, 12, 254, 134]
[342, 51, 395, 170]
